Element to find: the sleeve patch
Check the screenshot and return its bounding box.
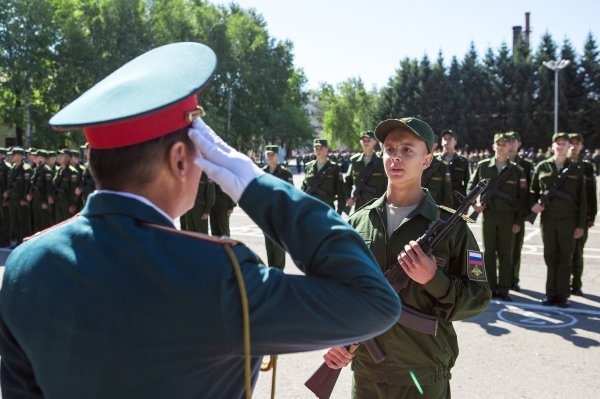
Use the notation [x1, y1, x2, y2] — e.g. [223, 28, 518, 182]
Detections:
[467, 250, 487, 282]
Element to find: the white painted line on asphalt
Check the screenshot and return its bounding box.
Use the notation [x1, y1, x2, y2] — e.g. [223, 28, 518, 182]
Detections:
[492, 300, 600, 316]
[524, 229, 539, 242]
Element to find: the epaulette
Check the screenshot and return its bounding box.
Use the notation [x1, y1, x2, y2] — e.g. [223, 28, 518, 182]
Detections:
[438, 205, 474, 223]
[140, 221, 242, 247]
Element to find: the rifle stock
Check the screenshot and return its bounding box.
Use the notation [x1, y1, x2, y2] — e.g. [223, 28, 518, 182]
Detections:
[305, 344, 359, 399]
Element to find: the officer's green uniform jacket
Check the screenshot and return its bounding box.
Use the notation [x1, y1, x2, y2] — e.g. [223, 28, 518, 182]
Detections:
[28, 164, 54, 232]
[6, 163, 32, 204]
[422, 158, 453, 208]
[302, 159, 346, 214]
[0, 174, 400, 399]
[349, 191, 491, 386]
[438, 152, 470, 208]
[530, 158, 587, 229]
[468, 158, 529, 222]
[344, 153, 387, 210]
[181, 172, 215, 233]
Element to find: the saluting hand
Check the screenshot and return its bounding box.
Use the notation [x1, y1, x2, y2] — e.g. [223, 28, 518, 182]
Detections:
[398, 240, 437, 285]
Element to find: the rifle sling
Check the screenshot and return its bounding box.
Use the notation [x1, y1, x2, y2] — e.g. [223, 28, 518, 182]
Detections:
[306, 164, 335, 196]
[353, 159, 378, 197]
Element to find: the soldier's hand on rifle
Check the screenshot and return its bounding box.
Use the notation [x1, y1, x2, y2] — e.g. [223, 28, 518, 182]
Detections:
[573, 227, 584, 240]
[323, 347, 354, 369]
[512, 224, 521, 234]
[345, 198, 355, 208]
[531, 203, 544, 214]
[398, 240, 437, 285]
[473, 203, 485, 213]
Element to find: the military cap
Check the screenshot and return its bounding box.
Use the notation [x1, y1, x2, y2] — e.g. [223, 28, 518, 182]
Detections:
[47, 150, 58, 157]
[26, 147, 38, 154]
[265, 145, 279, 153]
[49, 42, 217, 150]
[58, 148, 72, 156]
[313, 139, 328, 147]
[8, 146, 26, 155]
[440, 129, 457, 139]
[37, 149, 49, 158]
[375, 117, 435, 153]
[552, 132, 569, 142]
[359, 131, 375, 140]
[68, 149, 81, 157]
[505, 131, 521, 141]
[569, 133, 583, 143]
[493, 132, 509, 143]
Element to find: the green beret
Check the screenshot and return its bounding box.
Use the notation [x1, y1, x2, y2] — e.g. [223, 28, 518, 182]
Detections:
[265, 145, 279, 153]
[568, 133, 583, 143]
[440, 129, 457, 139]
[552, 132, 569, 142]
[359, 131, 375, 140]
[375, 117, 435, 153]
[313, 139, 328, 147]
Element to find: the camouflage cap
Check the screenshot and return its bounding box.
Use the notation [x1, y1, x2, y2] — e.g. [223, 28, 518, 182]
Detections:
[265, 145, 279, 153]
[568, 132, 583, 143]
[375, 117, 435, 153]
[313, 138, 328, 147]
[552, 132, 570, 142]
[359, 131, 375, 140]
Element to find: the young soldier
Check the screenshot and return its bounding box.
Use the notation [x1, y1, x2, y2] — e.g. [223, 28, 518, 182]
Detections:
[0, 42, 400, 398]
[468, 133, 529, 301]
[324, 117, 491, 399]
[302, 139, 347, 214]
[568, 133, 597, 296]
[505, 131, 534, 292]
[344, 131, 387, 214]
[0, 148, 10, 246]
[52, 149, 80, 223]
[438, 129, 470, 208]
[4, 147, 32, 247]
[209, 182, 235, 237]
[421, 155, 453, 207]
[530, 133, 587, 308]
[26, 150, 54, 233]
[261, 145, 294, 269]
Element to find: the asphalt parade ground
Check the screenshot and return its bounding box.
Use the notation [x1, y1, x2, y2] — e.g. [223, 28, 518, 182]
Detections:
[0, 173, 598, 398]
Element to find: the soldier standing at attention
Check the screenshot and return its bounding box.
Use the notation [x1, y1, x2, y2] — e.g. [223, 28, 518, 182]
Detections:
[468, 133, 528, 301]
[261, 145, 293, 269]
[324, 117, 491, 399]
[301, 139, 346, 214]
[0, 148, 10, 247]
[74, 143, 96, 206]
[26, 150, 54, 233]
[4, 147, 32, 247]
[209, 182, 236, 237]
[505, 131, 534, 292]
[0, 42, 400, 398]
[180, 171, 215, 234]
[344, 131, 387, 214]
[438, 129, 470, 208]
[568, 133, 597, 296]
[530, 133, 587, 308]
[421, 151, 453, 207]
[52, 149, 80, 223]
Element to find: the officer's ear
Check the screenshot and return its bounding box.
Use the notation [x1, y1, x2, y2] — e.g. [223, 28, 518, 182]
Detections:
[423, 153, 433, 169]
[167, 141, 193, 181]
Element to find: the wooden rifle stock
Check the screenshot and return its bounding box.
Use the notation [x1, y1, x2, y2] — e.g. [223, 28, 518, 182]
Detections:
[305, 344, 359, 399]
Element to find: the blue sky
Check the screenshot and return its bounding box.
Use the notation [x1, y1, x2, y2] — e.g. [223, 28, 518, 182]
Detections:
[211, 1, 600, 89]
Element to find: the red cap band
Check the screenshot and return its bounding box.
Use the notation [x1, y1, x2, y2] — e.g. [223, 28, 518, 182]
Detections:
[84, 96, 198, 149]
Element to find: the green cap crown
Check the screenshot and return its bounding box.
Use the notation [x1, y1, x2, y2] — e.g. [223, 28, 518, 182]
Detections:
[375, 117, 435, 153]
[494, 133, 509, 143]
[313, 138, 328, 147]
[505, 131, 521, 141]
[552, 132, 569, 142]
[568, 132, 583, 143]
[265, 145, 279, 153]
[359, 131, 375, 139]
[440, 129, 457, 139]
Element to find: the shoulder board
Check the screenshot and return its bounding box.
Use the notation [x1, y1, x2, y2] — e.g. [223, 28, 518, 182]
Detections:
[438, 205, 474, 223]
[140, 222, 242, 247]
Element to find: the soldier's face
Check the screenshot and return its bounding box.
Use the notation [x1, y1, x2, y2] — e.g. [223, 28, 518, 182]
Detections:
[493, 139, 509, 157]
[568, 140, 583, 157]
[383, 129, 432, 186]
[508, 139, 520, 153]
[360, 137, 375, 151]
[266, 152, 278, 164]
[552, 138, 569, 157]
[314, 145, 327, 156]
[441, 135, 456, 150]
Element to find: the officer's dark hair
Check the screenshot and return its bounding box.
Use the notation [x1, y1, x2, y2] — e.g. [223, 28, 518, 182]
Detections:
[89, 127, 195, 191]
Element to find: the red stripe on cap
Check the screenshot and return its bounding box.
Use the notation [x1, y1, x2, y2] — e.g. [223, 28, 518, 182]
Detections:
[84, 96, 198, 149]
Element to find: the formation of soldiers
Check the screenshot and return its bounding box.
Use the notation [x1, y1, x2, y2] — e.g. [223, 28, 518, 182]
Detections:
[298, 129, 597, 307]
[0, 145, 94, 248]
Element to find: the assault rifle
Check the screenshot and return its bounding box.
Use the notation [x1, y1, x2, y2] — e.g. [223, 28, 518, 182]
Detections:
[305, 179, 489, 399]
[344, 160, 378, 215]
[468, 165, 512, 221]
[305, 164, 335, 197]
[525, 163, 576, 224]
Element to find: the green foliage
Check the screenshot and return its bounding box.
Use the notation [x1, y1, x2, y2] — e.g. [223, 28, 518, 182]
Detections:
[0, 0, 312, 151]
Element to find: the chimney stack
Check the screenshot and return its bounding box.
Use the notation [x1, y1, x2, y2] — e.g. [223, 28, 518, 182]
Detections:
[525, 12, 531, 47]
[512, 25, 523, 50]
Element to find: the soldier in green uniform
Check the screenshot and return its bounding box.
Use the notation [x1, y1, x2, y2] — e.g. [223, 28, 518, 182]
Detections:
[26, 150, 54, 233]
[324, 117, 491, 399]
[438, 129, 470, 208]
[344, 131, 387, 214]
[261, 145, 294, 269]
[530, 133, 587, 308]
[506, 131, 535, 292]
[74, 143, 96, 206]
[301, 139, 346, 214]
[52, 149, 80, 223]
[568, 133, 597, 296]
[4, 147, 32, 247]
[209, 183, 236, 237]
[0, 148, 11, 246]
[180, 172, 215, 234]
[468, 133, 529, 301]
[421, 156, 453, 207]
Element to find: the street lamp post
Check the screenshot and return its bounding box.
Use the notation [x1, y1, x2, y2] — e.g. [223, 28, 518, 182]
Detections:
[542, 59, 570, 133]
